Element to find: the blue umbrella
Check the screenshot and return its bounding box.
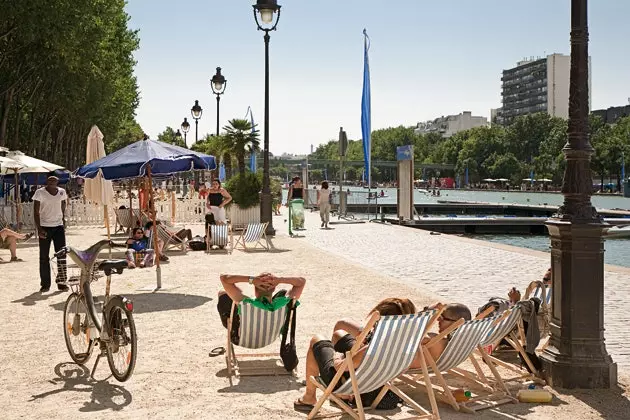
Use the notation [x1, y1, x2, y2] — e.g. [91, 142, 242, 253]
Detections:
[219, 162, 226, 182]
[75, 138, 216, 181]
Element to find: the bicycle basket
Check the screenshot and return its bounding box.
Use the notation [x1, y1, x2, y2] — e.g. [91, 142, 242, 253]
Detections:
[51, 256, 100, 286]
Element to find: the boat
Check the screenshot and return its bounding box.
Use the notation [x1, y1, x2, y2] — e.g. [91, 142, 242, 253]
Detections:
[605, 225, 630, 239]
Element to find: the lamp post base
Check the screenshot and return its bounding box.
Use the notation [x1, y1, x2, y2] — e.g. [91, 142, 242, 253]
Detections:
[260, 191, 275, 236]
[541, 219, 617, 389]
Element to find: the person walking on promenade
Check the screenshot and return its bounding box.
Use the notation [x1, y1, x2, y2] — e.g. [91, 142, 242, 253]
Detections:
[33, 175, 68, 292]
[317, 181, 331, 229]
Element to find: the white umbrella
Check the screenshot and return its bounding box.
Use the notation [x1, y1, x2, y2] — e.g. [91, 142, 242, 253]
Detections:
[3, 151, 63, 174]
[538, 178, 552, 182]
[496, 178, 509, 182]
[482, 178, 496, 182]
[84, 126, 115, 238]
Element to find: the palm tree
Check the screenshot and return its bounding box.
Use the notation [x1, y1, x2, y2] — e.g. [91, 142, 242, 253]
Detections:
[222, 118, 260, 175]
[192, 134, 235, 179]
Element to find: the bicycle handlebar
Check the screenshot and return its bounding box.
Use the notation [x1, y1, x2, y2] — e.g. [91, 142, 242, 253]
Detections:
[53, 240, 126, 260]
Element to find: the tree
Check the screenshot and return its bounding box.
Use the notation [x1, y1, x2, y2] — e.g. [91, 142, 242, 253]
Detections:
[222, 119, 260, 175]
[157, 126, 186, 148]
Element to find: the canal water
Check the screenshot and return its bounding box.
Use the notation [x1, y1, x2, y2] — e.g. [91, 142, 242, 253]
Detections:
[287, 187, 630, 268]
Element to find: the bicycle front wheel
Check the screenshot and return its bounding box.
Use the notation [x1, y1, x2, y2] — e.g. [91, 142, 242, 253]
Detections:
[63, 293, 94, 364]
[105, 303, 137, 382]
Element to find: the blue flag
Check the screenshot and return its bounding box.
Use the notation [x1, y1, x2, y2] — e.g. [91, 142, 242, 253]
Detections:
[219, 162, 226, 182]
[245, 106, 257, 172]
[622, 152, 626, 181]
[361, 29, 372, 188]
[465, 166, 469, 186]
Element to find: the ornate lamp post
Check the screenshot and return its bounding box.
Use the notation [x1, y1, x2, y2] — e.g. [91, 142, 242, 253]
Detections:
[253, 0, 281, 236]
[181, 118, 190, 147]
[211, 67, 227, 136]
[175, 129, 182, 145]
[191, 100, 203, 144]
[541, 0, 617, 388]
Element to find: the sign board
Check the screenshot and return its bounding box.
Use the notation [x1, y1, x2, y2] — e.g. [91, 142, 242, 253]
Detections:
[396, 145, 414, 220]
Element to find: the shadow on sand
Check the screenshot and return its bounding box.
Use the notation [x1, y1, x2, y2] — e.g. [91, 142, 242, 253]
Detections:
[29, 363, 132, 412]
[12, 290, 65, 306]
[49, 292, 212, 314]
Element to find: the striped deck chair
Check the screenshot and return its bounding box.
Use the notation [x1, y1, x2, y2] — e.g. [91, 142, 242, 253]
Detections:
[234, 222, 269, 251]
[114, 208, 135, 234]
[225, 298, 294, 384]
[156, 224, 187, 252]
[473, 305, 545, 385]
[206, 224, 232, 254]
[308, 310, 441, 420]
[400, 316, 517, 414]
[524, 280, 552, 348]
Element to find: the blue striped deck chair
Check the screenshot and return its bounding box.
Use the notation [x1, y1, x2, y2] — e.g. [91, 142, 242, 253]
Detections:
[225, 297, 294, 383]
[234, 222, 269, 251]
[401, 316, 517, 414]
[206, 224, 232, 254]
[475, 305, 545, 385]
[308, 310, 441, 420]
[525, 280, 552, 349]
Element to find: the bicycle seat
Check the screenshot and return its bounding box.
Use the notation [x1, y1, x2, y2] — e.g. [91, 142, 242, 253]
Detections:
[98, 259, 128, 276]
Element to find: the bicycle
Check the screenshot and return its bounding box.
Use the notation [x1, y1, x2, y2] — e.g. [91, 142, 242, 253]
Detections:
[52, 239, 137, 382]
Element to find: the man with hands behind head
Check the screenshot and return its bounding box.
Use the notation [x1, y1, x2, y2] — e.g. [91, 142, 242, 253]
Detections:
[217, 273, 306, 345]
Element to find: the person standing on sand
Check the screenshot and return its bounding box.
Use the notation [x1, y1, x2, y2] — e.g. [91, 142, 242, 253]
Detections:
[34, 175, 68, 292]
[317, 181, 331, 228]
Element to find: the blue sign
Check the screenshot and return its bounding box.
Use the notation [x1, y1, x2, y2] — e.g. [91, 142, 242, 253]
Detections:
[396, 145, 413, 161]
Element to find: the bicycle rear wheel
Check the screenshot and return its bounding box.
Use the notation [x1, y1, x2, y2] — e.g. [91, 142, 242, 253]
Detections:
[63, 293, 94, 364]
[105, 303, 137, 382]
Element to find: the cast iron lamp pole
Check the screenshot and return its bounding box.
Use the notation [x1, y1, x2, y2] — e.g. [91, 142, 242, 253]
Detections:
[191, 100, 203, 144]
[181, 118, 190, 147]
[541, 0, 616, 388]
[211, 67, 227, 137]
[253, 0, 281, 236]
[175, 129, 182, 146]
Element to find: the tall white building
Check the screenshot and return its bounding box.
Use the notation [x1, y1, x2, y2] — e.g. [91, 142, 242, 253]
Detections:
[414, 111, 488, 138]
[496, 53, 591, 124]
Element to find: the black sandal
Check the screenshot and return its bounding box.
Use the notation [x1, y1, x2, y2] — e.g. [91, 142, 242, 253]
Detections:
[294, 399, 315, 413]
[208, 347, 226, 357]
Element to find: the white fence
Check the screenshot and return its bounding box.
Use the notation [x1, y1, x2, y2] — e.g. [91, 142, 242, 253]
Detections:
[1, 194, 259, 230]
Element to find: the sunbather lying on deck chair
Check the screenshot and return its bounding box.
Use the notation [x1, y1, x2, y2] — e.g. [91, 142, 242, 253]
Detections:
[295, 298, 420, 412]
[217, 273, 306, 345]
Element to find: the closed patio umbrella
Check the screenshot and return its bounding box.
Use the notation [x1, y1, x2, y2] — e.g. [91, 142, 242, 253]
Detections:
[84, 126, 115, 238]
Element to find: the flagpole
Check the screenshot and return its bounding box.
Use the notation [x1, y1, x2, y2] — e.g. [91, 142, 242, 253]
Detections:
[361, 29, 372, 220]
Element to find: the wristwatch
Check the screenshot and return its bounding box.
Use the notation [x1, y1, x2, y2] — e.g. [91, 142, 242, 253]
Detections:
[248, 276, 254, 285]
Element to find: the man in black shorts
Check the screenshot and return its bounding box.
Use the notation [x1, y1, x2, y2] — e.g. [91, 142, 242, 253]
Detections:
[217, 273, 306, 345]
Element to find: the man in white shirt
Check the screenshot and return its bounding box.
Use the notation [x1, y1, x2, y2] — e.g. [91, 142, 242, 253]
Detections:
[33, 175, 68, 292]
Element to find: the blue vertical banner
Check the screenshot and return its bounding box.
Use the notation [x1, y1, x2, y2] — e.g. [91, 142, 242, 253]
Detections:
[245, 106, 257, 172]
[465, 166, 469, 186]
[361, 29, 372, 188]
[622, 152, 626, 181]
[219, 162, 226, 182]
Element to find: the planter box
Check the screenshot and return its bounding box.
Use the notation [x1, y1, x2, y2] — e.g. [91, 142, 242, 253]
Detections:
[228, 204, 260, 230]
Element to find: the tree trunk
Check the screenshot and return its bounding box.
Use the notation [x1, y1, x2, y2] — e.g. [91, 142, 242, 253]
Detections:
[0, 88, 14, 147]
[224, 152, 233, 179]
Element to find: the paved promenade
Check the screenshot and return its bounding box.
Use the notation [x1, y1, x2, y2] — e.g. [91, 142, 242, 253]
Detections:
[0, 211, 629, 419]
[301, 210, 630, 370]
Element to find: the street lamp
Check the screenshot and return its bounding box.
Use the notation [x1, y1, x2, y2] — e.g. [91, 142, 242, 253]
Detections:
[191, 100, 203, 144]
[541, 0, 616, 388]
[180, 118, 190, 147]
[211, 67, 227, 137]
[175, 129, 182, 145]
[253, 0, 281, 236]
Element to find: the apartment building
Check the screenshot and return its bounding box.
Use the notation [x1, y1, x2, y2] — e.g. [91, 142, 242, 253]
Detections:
[415, 111, 488, 138]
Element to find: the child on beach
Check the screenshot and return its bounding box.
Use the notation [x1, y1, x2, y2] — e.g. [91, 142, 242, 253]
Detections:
[125, 227, 154, 268]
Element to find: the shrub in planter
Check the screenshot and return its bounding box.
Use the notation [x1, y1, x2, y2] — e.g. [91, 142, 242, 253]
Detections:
[225, 172, 262, 209]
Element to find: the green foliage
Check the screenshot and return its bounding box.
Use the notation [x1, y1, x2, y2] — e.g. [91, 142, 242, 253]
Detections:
[157, 126, 186, 148]
[222, 119, 260, 175]
[0, 0, 141, 168]
[225, 172, 262, 209]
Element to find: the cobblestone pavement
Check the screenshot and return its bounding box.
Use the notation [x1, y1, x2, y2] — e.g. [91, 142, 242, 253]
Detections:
[297, 209, 630, 371]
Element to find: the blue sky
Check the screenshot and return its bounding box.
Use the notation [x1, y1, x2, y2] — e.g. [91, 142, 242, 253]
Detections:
[126, 0, 630, 154]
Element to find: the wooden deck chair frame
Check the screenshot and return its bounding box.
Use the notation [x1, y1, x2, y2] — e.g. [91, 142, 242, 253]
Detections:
[205, 223, 233, 254]
[473, 304, 546, 386]
[225, 299, 295, 385]
[114, 208, 136, 234]
[156, 223, 187, 252]
[399, 312, 517, 415]
[524, 280, 551, 351]
[234, 222, 270, 251]
[307, 309, 443, 420]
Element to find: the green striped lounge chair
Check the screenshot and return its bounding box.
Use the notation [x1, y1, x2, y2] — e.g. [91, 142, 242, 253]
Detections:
[234, 222, 269, 251]
[206, 224, 232, 254]
[225, 297, 294, 383]
[308, 310, 440, 420]
[474, 304, 545, 386]
[401, 316, 517, 415]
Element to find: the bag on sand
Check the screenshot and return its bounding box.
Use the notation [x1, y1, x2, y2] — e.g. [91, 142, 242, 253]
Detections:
[188, 235, 206, 251]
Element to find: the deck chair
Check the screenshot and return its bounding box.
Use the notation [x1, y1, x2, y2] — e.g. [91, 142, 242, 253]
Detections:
[524, 280, 552, 349]
[225, 298, 294, 384]
[234, 222, 269, 251]
[400, 316, 517, 414]
[206, 224, 232, 254]
[156, 224, 187, 252]
[114, 208, 135, 234]
[473, 305, 545, 385]
[308, 310, 441, 420]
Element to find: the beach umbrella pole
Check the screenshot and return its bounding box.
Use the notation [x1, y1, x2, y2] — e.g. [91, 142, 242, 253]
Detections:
[14, 169, 20, 232]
